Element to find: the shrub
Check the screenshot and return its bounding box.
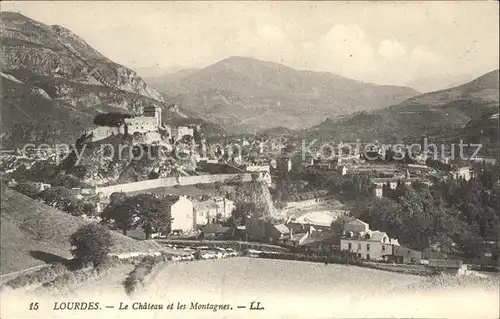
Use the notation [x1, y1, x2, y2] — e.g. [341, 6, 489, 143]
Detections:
[38, 186, 84, 216]
[42, 268, 93, 291]
[38, 257, 124, 292]
[194, 250, 202, 260]
[13, 182, 40, 199]
[123, 255, 164, 295]
[4, 263, 68, 290]
[70, 224, 113, 268]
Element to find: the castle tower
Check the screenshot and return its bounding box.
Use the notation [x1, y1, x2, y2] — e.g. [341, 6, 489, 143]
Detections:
[143, 105, 162, 128]
[155, 106, 162, 128]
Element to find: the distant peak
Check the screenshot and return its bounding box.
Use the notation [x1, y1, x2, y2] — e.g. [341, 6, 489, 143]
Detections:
[216, 56, 267, 66]
[221, 56, 257, 62]
[212, 56, 294, 72]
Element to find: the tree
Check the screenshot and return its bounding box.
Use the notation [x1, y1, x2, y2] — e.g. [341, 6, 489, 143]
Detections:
[352, 197, 403, 238]
[93, 112, 133, 127]
[330, 215, 355, 234]
[109, 192, 126, 203]
[27, 161, 56, 183]
[100, 196, 139, 236]
[101, 194, 171, 238]
[53, 174, 84, 189]
[14, 182, 40, 199]
[148, 171, 160, 180]
[70, 223, 112, 268]
[138, 194, 172, 239]
[82, 202, 97, 216]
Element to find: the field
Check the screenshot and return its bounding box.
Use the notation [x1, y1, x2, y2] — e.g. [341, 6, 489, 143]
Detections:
[1, 258, 498, 319]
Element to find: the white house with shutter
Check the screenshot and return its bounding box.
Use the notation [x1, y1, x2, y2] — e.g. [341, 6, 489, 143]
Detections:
[340, 219, 399, 261]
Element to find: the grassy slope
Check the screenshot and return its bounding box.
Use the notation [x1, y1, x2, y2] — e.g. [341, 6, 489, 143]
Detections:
[0, 188, 168, 275]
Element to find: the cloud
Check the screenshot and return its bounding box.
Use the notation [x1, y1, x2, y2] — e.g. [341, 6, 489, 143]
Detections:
[410, 47, 442, 64]
[378, 40, 406, 58]
[302, 24, 377, 78]
[408, 47, 448, 77]
[319, 24, 375, 61]
[257, 25, 285, 40]
[297, 25, 450, 85]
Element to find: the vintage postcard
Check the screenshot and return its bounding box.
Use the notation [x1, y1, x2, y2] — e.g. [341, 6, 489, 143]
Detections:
[0, 1, 499, 318]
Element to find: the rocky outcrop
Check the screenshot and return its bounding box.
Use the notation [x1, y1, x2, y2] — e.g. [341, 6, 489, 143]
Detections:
[1, 12, 163, 103]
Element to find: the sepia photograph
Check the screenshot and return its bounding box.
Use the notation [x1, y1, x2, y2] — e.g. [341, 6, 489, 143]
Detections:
[0, 1, 499, 318]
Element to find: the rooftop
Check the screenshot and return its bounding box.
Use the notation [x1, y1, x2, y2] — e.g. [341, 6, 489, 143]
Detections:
[289, 210, 345, 227]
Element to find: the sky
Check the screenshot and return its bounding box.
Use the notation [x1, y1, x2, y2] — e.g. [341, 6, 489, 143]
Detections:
[2, 1, 499, 87]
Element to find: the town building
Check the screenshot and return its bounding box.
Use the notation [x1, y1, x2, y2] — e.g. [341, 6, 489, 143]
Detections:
[340, 219, 400, 261]
[299, 230, 341, 254]
[214, 196, 235, 220]
[245, 218, 293, 244]
[171, 126, 194, 142]
[270, 224, 291, 244]
[193, 199, 219, 225]
[164, 195, 194, 233]
[287, 209, 346, 232]
[33, 182, 51, 192]
[370, 177, 432, 198]
[392, 246, 422, 264]
[198, 224, 233, 239]
[451, 166, 472, 181]
[193, 196, 235, 226]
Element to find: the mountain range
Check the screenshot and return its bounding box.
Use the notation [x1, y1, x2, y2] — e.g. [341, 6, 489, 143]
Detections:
[306, 69, 499, 153]
[145, 56, 420, 133]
